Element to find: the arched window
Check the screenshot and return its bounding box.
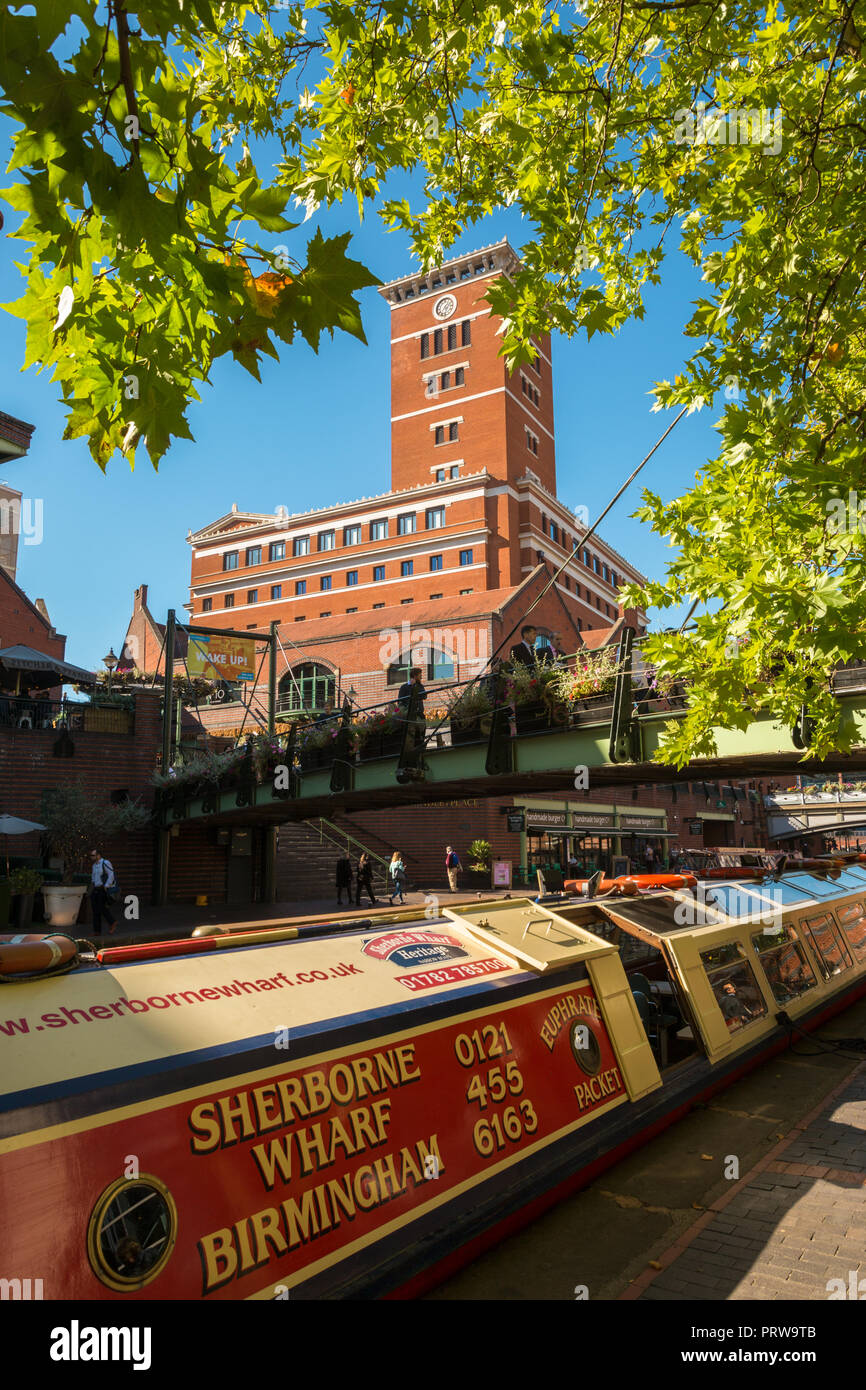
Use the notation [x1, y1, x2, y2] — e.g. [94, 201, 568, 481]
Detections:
[279, 663, 335, 712]
[386, 648, 456, 686]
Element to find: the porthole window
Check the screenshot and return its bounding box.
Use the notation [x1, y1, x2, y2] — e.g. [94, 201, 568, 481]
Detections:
[87, 1175, 177, 1291]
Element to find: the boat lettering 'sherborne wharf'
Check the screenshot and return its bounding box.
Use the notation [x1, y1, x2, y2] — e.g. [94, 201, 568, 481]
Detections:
[2, 857, 866, 1298]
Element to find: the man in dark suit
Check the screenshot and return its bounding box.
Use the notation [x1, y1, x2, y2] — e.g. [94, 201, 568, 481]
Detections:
[510, 625, 539, 667]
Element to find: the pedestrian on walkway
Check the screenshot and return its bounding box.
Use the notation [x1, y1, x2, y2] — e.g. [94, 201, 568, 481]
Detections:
[335, 852, 353, 905]
[388, 851, 407, 905]
[89, 847, 117, 936]
[356, 852, 376, 907]
[445, 845, 462, 893]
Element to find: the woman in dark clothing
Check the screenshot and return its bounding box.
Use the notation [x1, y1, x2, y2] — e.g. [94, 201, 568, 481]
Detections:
[336, 854, 353, 905]
[356, 852, 377, 906]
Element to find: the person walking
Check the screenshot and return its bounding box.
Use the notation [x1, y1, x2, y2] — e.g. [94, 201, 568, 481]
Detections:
[335, 852, 353, 905]
[388, 851, 407, 905]
[89, 848, 117, 936]
[356, 852, 377, 907]
[445, 845, 462, 893]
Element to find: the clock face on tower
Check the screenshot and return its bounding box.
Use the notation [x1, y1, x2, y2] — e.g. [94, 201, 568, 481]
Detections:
[432, 294, 457, 321]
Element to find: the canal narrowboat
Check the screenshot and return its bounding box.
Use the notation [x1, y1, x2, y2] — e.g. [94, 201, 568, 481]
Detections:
[2, 858, 866, 1300]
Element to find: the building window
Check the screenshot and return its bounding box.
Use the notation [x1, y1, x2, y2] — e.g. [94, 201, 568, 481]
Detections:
[549, 521, 558, 541]
[430, 554, 443, 571]
[611, 570, 618, 588]
[401, 560, 414, 577]
[224, 593, 234, 608]
[397, 512, 416, 535]
[344, 525, 362, 547]
[373, 602, 385, 609]
[223, 551, 238, 571]
[400, 598, 413, 604]
[460, 588, 473, 595]
[455, 367, 464, 385]
[449, 465, 459, 479]
[436, 468, 446, 482]
[346, 606, 358, 613]
[459, 549, 473, 566]
[434, 426, 444, 445]
[202, 597, 212, 612]
[373, 565, 385, 582]
[245, 546, 261, 566]
[426, 507, 446, 529]
[279, 662, 335, 713]
[320, 574, 332, 591]
[420, 332, 429, 359]
[269, 541, 285, 562]
[594, 556, 601, 573]
[320, 610, 331, 618]
[461, 320, 471, 346]
[430, 592, 443, 599]
[318, 530, 335, 551]
[433, 327, 443, 354]
[441, 370, 451, 390]
[346, 570, 358, 586]
[387, 646, 454, 685]
[295, 615, 305, 622]
[526, 430, 538, 455]
[293, 535, 310, 557]
[271, 584, 282, 600]
[295, 580, 306, 595]
[449, 422, 458, 441]
[247, 589, 258, 604]
[447, 323, 457, 351]
[370, 519, 388, 540]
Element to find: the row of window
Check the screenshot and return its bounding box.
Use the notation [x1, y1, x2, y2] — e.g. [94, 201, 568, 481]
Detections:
[434, 423, 459, 445]
[217, 588, 477, 620]
[521, 375, 540, 407]
[420, 320, 471, 359]
[435, 466, 460, 482]
[426, 367, 465, 395]
[397, 257, 497, 302]
[204, 553, 475, 610]
[539, 514, 619, 589]
[221, 510, 454, 571]
[526, 430, 539, 456]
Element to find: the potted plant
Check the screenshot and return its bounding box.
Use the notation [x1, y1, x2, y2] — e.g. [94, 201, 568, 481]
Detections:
[504, 662, 565, 733]
[551, 646, 622, 717]
[354, 709, 404, 760]
[466, 839, 492, 888]
[9, 866, 44, 930]
[298, 720, 342, 770]
[446, 684, 493, 743]
[39, 783, 151, 928]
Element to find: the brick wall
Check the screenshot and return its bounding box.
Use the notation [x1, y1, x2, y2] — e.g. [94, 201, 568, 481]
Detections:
[0, 689, 162, 902]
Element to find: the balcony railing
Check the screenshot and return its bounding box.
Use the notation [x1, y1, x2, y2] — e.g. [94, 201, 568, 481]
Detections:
[0, 695, 136, 735]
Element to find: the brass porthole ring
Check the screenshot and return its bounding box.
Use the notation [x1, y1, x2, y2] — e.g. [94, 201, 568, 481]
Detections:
[87, 1174, 178, 1292]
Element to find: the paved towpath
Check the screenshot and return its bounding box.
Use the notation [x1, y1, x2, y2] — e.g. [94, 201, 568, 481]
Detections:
[624, 1061, 866, 1301]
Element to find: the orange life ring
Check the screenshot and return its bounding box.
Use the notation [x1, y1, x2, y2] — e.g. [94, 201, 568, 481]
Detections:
[620, 873, 698, 891]
[0, 933, 78, 978]
[564, 878, 638, 896]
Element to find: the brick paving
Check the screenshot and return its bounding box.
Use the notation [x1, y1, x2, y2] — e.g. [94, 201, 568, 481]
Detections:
[621, 1063, 866, 1301]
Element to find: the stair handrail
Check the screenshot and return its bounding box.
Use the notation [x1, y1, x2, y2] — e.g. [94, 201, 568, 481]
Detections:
[321, 816, 422, 868]
[314, 818, 392, 873]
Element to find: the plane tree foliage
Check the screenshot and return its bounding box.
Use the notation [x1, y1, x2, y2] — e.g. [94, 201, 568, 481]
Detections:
[2, 0, 865, 762]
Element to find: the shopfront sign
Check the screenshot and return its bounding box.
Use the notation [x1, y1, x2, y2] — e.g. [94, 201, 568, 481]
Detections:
[619, 815, 666, 831]
[526, 811, 568, 828]
[506, 812, 525, 833]
[570, 812, 615, 830]
[688, 819, 703, 835]
[186, 632, 257, 683]
[492, 861, 512, 888]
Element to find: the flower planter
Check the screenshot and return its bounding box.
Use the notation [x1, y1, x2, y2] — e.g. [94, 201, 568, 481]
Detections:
[450, 717, 485, 745]
[515, 703, 551, 735]
[11, 893, 35, 930]
[43, 884, 87, 928]
[299, 745, 337, 772]
[359, 731, 404, 760]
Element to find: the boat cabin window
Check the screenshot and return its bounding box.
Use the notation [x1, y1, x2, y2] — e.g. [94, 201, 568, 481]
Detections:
[831, 869, 866, 892]
[604, 893, 718, 935]
[802, 913, 854, 979]
[699, 942, 768, 1033]
[753, 879, 823, 906]
[585, 914, 662, 969]
[835, 901, 866, 961]
[782, 873, 848, 899]
[751, 923, 817, 1004]
[704, 883, 779, 921]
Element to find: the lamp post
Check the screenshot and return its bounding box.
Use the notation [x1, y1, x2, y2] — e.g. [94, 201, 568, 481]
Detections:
[103, 647, 118, 695]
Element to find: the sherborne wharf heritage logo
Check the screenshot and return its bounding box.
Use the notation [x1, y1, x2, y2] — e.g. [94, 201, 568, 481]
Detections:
[362, 931, 468, 968]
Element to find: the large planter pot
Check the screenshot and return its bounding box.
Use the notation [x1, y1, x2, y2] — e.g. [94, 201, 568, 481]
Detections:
[515, 702, 551, 735]
[43, 884, 87, 928]
[359, 731, 403, 760]
[299, 745, 337, 771]
[12, 893, 35, 930]
[450, 717, 485, 745]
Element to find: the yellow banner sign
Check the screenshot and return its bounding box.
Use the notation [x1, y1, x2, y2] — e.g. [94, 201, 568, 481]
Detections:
[186, 632, 257, 682]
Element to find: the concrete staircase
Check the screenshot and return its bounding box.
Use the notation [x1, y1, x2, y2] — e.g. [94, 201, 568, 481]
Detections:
[274, 822, 393, 902]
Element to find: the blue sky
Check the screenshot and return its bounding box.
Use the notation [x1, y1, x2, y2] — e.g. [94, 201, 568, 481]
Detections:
[0, 129, 720, 674]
